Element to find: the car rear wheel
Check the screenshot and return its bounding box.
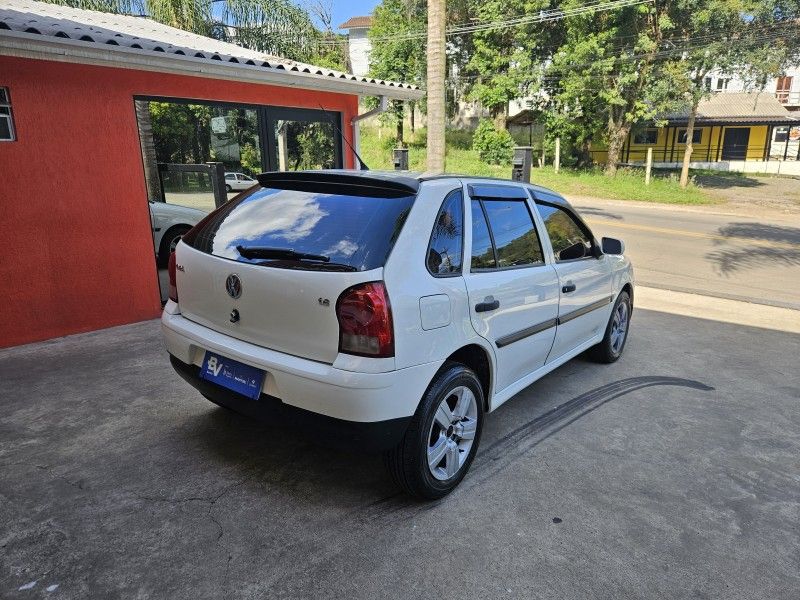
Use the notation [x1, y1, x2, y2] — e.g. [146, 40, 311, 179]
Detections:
[589, 290, 631, 363]
[158, 225, 191, 267]
[385, 363, 484, 500]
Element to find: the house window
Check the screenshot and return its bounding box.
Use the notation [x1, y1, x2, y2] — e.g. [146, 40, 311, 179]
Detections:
[776, 76, 793, 104]
[774, 127, 789, 143]
[678, 128, 703, 144]
[715, 78, 730, 91]
[633, 128, 658, 144]
[0, 87, 15, 141]
[704, 77, 712, 91]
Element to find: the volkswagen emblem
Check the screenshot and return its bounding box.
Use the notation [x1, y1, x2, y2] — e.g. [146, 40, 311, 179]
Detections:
[225, 274, 242, 299]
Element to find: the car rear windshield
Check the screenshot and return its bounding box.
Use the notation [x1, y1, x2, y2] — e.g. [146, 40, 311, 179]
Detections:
[182, 186, 415, 271]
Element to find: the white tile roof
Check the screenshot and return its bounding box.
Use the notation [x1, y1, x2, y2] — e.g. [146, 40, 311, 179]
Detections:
[0, 0, 422, 99]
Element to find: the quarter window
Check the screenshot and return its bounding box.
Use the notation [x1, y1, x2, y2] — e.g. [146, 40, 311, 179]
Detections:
[0, 87, 15, 142]
[427, 191, 464, 275]
[537, 204, 593, 261]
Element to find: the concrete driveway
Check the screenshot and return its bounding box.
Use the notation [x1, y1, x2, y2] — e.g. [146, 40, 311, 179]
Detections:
[1, 299, 799, 599]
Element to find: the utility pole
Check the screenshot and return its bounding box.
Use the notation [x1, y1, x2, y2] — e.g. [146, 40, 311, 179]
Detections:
[426, 0, 446, 173]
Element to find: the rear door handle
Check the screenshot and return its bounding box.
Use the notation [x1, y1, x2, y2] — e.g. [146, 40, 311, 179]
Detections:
[475, 299, 500, 312]
[562, 283, 577, 293]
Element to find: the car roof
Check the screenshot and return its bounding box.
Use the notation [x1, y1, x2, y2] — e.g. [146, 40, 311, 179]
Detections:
[255, 169, 570, 205]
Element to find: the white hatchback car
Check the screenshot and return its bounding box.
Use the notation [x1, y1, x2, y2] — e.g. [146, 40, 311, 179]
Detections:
[225, 171, 257, 192]
[163, 171, 633, 499]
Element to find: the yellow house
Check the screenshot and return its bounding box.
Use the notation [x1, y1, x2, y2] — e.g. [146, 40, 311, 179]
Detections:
[591, 92, 799, 169]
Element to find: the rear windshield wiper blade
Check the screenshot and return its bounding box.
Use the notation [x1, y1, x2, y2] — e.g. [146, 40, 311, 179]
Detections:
[236, 245, 330, 263]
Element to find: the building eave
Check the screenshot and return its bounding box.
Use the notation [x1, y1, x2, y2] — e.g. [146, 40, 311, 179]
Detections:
[0, 30, 425, 101]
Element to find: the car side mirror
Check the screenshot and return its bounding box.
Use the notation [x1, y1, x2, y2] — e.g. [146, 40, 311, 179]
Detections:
[559, 242, 586, 261]
[601, 237, 624, 255]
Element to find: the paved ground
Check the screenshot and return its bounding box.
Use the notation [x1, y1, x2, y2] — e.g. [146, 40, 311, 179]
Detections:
[1, 295, 799, 599]
[571, 197, 800, 309]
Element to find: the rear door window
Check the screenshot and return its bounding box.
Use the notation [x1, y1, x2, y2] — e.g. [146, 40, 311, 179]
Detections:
[470, 199, 496, 270]
[183, 186, 414, 271]
[481, 199, 544, 267]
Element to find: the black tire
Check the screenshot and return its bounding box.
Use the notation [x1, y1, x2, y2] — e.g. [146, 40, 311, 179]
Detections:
[225, 184, 232, 193]
[158, 225, 191, 267]
[589, 290, 632, 363]
[385, 362, 484, 500]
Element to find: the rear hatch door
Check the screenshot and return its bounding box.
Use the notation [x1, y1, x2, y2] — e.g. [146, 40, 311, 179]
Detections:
[175, 175, 416, 364]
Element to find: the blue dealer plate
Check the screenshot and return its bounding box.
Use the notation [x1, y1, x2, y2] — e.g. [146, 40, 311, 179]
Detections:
[200, 351, 265, 400]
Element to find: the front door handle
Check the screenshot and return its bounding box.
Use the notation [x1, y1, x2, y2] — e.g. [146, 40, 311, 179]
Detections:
[562, 283, 577, 293]
[475, 299, 500, 312]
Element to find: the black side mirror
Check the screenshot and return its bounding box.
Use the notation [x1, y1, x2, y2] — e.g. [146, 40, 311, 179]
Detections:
[559, 242, 586, 261]
[601, 237, 624, 255]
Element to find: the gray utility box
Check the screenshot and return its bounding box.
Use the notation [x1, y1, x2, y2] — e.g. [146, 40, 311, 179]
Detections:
[393, 148, 409, 171]
[511, 147, 533, 183]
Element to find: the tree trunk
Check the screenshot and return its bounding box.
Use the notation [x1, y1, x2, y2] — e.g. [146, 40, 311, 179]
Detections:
[410, 102, 415, 133]
[605, 122, 630, 176]
[396, 113, 404, 148]
[426, 0, 446, 173]
[492, 106, 507, 131]
[679, 102, 699, 189]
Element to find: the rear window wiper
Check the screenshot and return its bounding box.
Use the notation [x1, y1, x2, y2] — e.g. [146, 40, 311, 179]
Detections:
[236, 245, 330, 263]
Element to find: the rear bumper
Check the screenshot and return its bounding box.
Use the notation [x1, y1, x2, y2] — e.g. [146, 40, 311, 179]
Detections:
[170, 355, 410, 452]
[161, 308, 441, 426]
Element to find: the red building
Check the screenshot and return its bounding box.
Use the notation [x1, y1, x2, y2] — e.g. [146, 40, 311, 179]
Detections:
[0, 0, 421, 348]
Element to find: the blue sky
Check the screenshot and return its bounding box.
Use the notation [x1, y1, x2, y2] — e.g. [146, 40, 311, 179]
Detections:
[327, 0, 380, 30]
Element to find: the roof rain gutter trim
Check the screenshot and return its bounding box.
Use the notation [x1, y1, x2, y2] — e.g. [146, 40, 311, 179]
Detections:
[0, 31, 426, 100]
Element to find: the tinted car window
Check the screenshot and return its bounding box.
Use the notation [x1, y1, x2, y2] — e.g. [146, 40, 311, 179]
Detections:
[537, 204, 593, 261]
[427, 191, 464, 275]
[183, 186, 414, 271]
[470, 200, 496, 270]
[482, 199, 544, 267]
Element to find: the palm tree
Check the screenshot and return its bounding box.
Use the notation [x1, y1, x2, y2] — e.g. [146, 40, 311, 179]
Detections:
[426, 0, 446, 173]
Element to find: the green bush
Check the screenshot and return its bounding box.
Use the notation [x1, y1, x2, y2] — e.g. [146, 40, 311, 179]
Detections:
[446, 129, 474, 150]
[472, 120, 514, 165]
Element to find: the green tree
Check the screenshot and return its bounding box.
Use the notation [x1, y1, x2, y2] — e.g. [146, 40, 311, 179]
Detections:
[465, 0, 548, 130]
[368, 0, 426, 146]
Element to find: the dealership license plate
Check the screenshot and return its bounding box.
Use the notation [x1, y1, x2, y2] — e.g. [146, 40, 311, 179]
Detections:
[199, 351, 265, 400]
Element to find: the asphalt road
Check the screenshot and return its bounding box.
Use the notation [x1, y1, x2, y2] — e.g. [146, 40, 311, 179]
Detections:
[573, 199, 800, 309]
[1, 305, 798, 599]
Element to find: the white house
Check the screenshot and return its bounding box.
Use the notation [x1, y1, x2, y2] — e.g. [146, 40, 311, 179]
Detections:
[339, 15, 373, 77]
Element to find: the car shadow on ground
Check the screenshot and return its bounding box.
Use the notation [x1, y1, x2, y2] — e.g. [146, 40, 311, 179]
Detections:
[183, 373, 715, 510]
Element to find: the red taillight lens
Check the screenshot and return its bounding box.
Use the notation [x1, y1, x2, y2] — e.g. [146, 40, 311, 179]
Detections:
[336, 282, 394, 358]
[167, 251, 178, 303]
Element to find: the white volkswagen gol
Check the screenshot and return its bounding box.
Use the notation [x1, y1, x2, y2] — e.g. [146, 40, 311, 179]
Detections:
[162, 171, 633, 499]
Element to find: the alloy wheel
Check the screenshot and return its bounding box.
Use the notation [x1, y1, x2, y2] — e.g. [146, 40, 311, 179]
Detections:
[427, 386, 478, 481]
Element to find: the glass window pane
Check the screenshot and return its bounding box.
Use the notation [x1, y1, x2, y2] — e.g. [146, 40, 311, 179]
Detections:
[0, 115, 12, 140]
[186, 186, 414, 272]
[0, 88, 7, 104]
[482, 199, 544, 267]
[538, 204, 592, 261]
[428, 191, 463, 274]
[470, 200, 496, 270]
[275, 120, 336, 171]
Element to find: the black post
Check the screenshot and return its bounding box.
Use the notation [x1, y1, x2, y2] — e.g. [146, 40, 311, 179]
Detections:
[511, 147, 533, 182]
[207, 162, 226, 208]
[393, 148, 409, 171]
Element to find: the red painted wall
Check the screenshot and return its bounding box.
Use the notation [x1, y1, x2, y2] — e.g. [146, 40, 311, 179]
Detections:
[0, 56, 359, 348]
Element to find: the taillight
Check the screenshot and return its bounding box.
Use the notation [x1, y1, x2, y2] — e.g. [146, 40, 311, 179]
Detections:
[336, 282, 394, 358]
[167, 251, 178, 303]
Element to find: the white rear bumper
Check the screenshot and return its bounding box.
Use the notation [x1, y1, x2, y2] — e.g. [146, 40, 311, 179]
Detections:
[161, 309, 441, 423]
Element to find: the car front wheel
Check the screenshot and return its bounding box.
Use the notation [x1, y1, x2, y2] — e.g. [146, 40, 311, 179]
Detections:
[590, 290, 631, 363]
[385, 363, 484, 500]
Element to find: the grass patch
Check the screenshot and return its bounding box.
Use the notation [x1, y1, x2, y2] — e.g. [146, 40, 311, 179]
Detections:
[360, 126, 715, 204]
